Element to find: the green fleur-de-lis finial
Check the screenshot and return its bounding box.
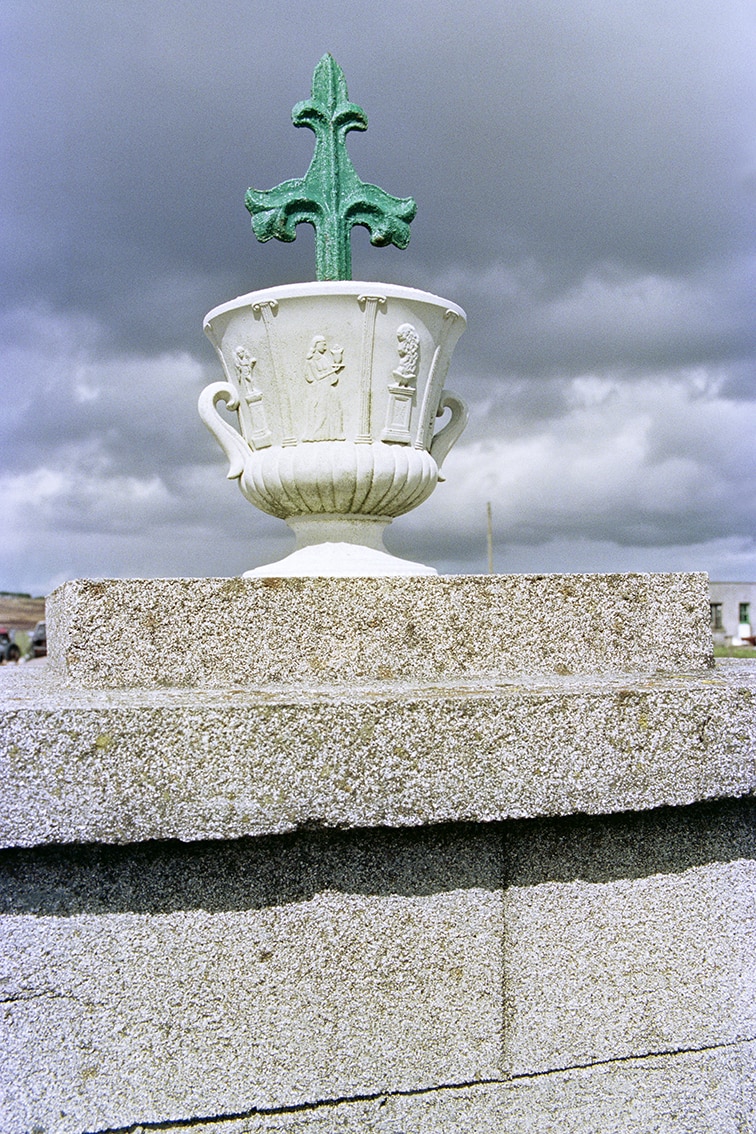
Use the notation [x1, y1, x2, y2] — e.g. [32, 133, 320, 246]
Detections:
[245, 54, 417, 281]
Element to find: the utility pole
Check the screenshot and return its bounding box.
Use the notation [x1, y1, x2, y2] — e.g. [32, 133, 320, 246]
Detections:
[486, 501, 494, 574]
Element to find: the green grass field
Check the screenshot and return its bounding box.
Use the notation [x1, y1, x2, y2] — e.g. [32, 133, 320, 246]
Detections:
[714, 644, 756, 658]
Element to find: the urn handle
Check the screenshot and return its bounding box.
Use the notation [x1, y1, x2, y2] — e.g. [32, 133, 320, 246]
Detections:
[198, 381, 249, 480]
[429, 391, 468, 470]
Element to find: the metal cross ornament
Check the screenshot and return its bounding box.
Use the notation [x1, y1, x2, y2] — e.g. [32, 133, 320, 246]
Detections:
[245, 55, 417, 281]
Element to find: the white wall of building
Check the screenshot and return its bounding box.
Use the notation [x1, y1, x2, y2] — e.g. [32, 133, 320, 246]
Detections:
[708, 581, 756, 644]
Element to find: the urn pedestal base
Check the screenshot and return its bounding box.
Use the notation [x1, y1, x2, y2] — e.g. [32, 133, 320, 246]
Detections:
[243, 514, 436, 577]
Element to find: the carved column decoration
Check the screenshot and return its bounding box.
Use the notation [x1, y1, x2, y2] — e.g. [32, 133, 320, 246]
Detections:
[356, 294, 386, 443]
[252, 299, 297, 446]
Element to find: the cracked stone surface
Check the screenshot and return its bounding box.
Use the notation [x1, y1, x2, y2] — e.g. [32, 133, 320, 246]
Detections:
[501, 854, 756, 1077]
[1, 804, 754, 1133]
[1, 826, 504, 1133]
[1, 573, 754, 1133]
[167, 1042, 756, 1133]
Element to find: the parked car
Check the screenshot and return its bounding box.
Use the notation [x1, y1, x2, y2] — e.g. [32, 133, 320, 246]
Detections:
[0, 627, 21, 663]
[30, 620, 47, 658]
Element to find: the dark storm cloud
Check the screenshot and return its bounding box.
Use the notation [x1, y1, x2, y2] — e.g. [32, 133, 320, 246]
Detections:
[5, 1, 752, 331]
[1, 0, 755, 589]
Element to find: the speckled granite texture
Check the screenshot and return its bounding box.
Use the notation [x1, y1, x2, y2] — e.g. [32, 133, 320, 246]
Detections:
[1, 573, 754, 1134]
[1, 804, 754, 1133]
[46, 572, 713, 688]
[130, 1043, 756, 1133]
[1, 661, 754, 847]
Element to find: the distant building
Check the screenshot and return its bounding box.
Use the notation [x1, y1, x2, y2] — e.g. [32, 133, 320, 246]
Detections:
[708, 581, 756, 645]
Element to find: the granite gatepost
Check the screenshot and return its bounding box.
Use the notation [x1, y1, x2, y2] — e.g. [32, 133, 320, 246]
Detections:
[1, 571, 755, 1133]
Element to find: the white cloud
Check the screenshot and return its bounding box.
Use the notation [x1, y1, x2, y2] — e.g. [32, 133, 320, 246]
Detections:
[402, 375, 756, 554]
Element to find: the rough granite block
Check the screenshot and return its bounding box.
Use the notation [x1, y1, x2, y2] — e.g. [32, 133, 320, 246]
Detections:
[46, 572, 713, 689]
[498, 802, 756, 1079]
[2, 571, 753, 1134]
[0, 827, 503, 1134]
[1, 661, 753, 848]
[1, 805, 753, 1134]
[158, 1043, 756, 1133]
[503, 859, 756, 1075]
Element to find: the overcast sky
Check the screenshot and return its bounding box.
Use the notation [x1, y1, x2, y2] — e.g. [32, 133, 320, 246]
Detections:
[1, 0, 754, 592]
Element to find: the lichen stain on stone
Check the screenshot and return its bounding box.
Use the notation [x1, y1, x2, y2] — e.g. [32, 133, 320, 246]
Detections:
[94, 733, 113, 750]
[358, 717, 377, 743]
[219, 576, 247, 596]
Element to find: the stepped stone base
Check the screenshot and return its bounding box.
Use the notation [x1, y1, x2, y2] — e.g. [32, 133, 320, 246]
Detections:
[46, 572, 713, 688]
[2, 661, 754, 846]
[1, 573, 754, 1134]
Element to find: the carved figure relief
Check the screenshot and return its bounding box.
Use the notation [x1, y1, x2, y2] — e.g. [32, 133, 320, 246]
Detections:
[382, 323, 420, 445]
[234, 345, 256, 387]
[301, 335, 346, 441]
[393, 323, 420, 387]
[233, 345, 272, 449]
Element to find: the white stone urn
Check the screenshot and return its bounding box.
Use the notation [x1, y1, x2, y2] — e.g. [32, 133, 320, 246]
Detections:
[200, 281, 467, 575]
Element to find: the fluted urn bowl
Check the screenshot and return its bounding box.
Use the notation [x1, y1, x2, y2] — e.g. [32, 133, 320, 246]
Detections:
[200, 281, 467, 575]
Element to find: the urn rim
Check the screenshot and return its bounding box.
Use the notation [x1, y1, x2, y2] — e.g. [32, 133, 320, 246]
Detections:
[202, 280, 467, 336]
